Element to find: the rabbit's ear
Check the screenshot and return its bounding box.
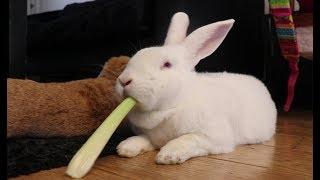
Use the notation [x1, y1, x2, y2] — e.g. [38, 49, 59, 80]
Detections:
[182, 19, 234, 67]
[164, 12, 190, 45]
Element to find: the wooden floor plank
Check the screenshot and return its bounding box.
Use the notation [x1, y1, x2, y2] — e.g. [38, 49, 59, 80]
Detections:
[276, 112, 313, 137]
[12, 151, 311, 180]
[276, 124, 312, 137]
[12, 112, 313, 180]
[262, 133, 303, 148]
[210, 144, 312, 175]
[292, 137, 313, 153]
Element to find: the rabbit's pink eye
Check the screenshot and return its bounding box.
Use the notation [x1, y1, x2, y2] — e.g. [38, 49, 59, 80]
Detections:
[162, 61, 172, 69]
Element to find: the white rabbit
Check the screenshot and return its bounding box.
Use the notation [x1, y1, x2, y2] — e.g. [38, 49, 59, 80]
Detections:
[115, 12, 277, 164]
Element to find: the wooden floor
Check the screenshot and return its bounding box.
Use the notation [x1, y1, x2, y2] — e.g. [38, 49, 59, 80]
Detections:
[13, 112, 313, 180]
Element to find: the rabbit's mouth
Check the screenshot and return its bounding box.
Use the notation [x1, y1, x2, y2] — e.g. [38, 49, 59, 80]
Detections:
[122, 88, 140, 103]
[115, 81, 156, 111]
[122, 90, 155, 111]
[116, 80, 131, 98]
[122, 89, 132, 99]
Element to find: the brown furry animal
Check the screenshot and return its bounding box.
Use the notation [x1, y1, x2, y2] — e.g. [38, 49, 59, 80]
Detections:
[7, 56, 129, 138]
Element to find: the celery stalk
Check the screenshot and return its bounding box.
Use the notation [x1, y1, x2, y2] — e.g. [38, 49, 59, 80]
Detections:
[66, 97, 136, 178]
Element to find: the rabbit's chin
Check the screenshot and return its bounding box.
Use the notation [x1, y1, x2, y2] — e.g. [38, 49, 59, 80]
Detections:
[117, 91, 156, 112]
[134, 102, 155, 112]
[126, 94, 156, 112]
[115, 81, 158, 111]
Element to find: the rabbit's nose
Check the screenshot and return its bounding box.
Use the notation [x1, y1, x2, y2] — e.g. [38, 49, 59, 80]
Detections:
[119, 79, 132, 87]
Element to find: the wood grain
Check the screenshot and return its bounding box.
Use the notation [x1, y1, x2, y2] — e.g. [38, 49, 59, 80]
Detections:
[12, 111, 313, 180]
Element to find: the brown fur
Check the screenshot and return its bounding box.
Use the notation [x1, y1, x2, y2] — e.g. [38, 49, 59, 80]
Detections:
[7, 56, 129, 138]
[98, 56, 130, 79]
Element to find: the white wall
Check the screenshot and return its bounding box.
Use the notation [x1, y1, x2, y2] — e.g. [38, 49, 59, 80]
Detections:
[27, 0, 94, 15]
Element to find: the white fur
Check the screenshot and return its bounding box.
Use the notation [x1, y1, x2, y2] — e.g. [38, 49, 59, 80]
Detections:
[164, 12, 189, 45]
[116, 12, 277, 164]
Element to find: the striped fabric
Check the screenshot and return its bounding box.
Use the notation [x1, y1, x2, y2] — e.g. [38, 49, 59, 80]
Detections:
[269, 0, 300, 111]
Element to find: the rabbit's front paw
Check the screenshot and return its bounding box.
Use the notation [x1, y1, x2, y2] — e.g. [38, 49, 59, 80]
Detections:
[117, 136, 154, 158]
[155, 134, 213, 164]
[155, 144, 190, 164]
[117, 141, 140, 157]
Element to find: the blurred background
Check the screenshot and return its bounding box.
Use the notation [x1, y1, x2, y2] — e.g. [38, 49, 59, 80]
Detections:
[9, 0, 312, 110]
